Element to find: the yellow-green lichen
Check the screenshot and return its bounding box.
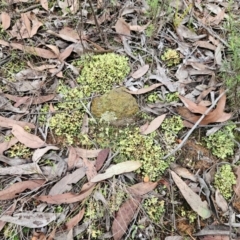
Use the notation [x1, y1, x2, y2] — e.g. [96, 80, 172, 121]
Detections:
[48, 84, 85, 145]
[214, 164, 236, 200]
[143, 197, 165, 223]
[46, 53, 130, 145]
[90, 116, 183, 181]
[76, 53, 130, 96]
[161, 49, 180, 67]
[204, 123, 236, 159]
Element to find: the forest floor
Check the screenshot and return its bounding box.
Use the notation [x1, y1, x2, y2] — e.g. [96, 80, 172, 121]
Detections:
[0, 0, 240, 239]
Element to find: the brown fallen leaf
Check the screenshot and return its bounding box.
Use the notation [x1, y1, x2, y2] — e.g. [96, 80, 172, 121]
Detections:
[179, 95, 208, 114]
[91, 161, 141, 182]
[215, 189, 228, 213]
[0, 116, 35, 129]
[49, 167, 86, 195]
[170, 163, 197, 182]
[11, 124, 45, 148]
[193, 41, 216, 51]
[141, 114, 166, 135]
[5, 94, 55, 106]
[32, 146, 59, 163]
[0, 212, 59, 228]
[67, 147, 78, 170]
[0, 163, 43, 175]
[82, 158, 98, 181]
[177, 89, 232, 127]
[125, 83, 162, 95]
[40, 0, 48, 11]
[1, 12, 11, 30]
[127, 182, 158, 196]
[234, 166, 240, 197]
[171, 171, 211, 219]
[115, 18, 130, 40]
[112, 197, 141, 240]
[95, 148, 110, 171]
[131, 64, 149, 79]
[36, 182, 96, 204]
[0, 180, 45, 200]
[75, 148, 101, 159]
[65, 208, 85, 231]
[59, 46, 73, 61]
[0, 137, 18, 154]
[0, 39, 57, 59]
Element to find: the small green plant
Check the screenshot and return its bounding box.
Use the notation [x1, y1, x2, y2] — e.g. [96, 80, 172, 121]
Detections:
[214, 164, 236, 200]
[161, 49, 180, 67]
[204, 123, 236, 159]
[143, 197, 165, 223]
[146, 24, 155, 38]
[179, 207, 197, 224]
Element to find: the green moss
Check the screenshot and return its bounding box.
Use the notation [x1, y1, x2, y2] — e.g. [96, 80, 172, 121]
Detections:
[48, 84, 85, 145]
[161, 49, 180, 67]
[75, 53, 130, 96]
[204, 123, 236, 159]
[214, 164, 236, 200]
[46, 53, 130, 145]
[90, 116, 183, 181]
[143, 197, 165, 223]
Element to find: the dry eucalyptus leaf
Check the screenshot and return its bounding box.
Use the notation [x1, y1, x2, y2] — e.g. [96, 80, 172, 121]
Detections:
[131, 64, 149, 79]
[49, 167, 86, 195]
[141, 114, 166, 135]
[0, 180, 45, 200]
[115, 18, 130, 39]
[0, 116, 35, 129]
[11, 124, 45, 148]
[1, 12, 11, 30]
[91, 161, 141, 182]
[0, 163, 42, 175]
[171, 170, 211, 219]
[0, 212, 60, 228]
[32, 146, 59, 162]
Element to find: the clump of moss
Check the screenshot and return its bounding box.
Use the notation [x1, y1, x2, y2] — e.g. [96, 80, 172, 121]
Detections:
[48, 84, 86, 145]
[161, 49, 180, 67]
[214, 164, 236, 200]
[143, 197, 165, 223]
[76, 53, 130, 96]
[204, 123, 236, 159]
[90, 116, 183, 181]
[46, 53, 130, 145]
[6, 143, 32, 159]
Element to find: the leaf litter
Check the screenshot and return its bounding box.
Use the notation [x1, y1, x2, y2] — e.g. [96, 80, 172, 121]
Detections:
[0, 0, 239, 239]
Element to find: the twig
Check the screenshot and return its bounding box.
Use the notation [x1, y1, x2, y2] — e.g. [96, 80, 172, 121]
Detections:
[87, 0, 106, 44]
[163, 89, 228, 159]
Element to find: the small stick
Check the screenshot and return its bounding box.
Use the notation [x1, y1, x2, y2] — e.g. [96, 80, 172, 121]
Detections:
[163, 89, 228, 159]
